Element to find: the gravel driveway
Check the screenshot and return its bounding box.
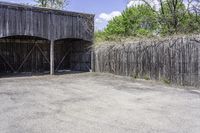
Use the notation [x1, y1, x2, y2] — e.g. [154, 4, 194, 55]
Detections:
[0, 72, 200, 133]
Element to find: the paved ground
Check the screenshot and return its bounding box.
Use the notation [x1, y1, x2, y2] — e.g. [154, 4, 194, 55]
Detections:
[0, 72, 200, 133]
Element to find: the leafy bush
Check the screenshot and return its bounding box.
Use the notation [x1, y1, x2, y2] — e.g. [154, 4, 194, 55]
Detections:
[95, 2, 200, 42]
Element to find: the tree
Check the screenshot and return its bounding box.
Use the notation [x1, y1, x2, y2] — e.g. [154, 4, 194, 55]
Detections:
[126, 0, 200, 35]
[34, 0, 69, 9]
[159, 0, 200, 34]
[35, 0, 48, 7]
[95, 0, 200, 42]
[159, 0, 187, 34]
[104, 5, 158, 37]
[188, 0, 200, 24]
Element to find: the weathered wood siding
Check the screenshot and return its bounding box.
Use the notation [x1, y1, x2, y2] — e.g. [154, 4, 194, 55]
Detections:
[0, 37, 92, 74]
[0, 37, 50, 73]
[54, 39, 92, 72]
[0, 2, 94, 74]
[0, 2, 94, 42]
[70, 40, 92, 71]
[94, 36, 200, 87]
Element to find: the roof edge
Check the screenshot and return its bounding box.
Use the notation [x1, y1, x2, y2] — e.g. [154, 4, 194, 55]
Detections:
[0, 1, 95, 17]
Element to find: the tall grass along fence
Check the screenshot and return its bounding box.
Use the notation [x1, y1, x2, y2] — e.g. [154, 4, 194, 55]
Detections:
[92, 36, 200, 87]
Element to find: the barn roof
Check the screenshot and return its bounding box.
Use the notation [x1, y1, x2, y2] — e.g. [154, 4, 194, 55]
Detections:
[0, 1, 94, 42]
[0, 1, 95, 18]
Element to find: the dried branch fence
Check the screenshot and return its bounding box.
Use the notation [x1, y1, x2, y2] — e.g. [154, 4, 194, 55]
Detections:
[93, 36, 200, 87]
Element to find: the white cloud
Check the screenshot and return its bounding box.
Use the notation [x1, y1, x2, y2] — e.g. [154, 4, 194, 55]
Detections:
[127, 0, 195, 11]
[95, 11, 121, 25]
[95, 11, 121, 30]
[127, 0, 160, 11]
[95, 18, 103, 24]
[127, 0, 144, 8]
[99, 11, 121, 21]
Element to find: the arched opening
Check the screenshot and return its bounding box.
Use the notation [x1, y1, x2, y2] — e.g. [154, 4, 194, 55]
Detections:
[54, 38, 92, 72]
[0, 35, 50, 75]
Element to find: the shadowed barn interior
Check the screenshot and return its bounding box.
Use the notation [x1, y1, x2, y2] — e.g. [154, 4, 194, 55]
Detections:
[0, 2, 94, 75]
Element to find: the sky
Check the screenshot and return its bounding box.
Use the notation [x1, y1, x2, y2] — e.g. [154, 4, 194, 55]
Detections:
[1, 0, 131, 30]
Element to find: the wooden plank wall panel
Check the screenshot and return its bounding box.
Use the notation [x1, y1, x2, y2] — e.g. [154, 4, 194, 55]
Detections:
[94, 36, 200, 87]
[0, 3, 94, 42]
[0, 38, 50, 74]
[0, 2, 94, 74]
[70, 40, 92, 71]
[54, 39, 92, 72]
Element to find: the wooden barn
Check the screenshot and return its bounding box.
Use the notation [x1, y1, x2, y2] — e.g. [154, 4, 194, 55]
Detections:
[0, 2, 94, 75]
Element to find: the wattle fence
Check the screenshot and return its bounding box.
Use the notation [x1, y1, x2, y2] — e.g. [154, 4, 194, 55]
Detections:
[92, 36, 200, 87]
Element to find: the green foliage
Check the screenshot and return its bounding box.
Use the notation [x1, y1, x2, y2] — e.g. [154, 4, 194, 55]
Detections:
[105, 15, 125, 35]
[162, 78, 171, 84]
[143, 75, 150, 80]
[131, 73, 139, 79]
[95, 1, 200, 42]
[104, 5, 158, 37]
[95, 31, 121, 42]
[34, 0, 48, 7]
[158, 0, 200, 35]
[34, 0, 68, 9]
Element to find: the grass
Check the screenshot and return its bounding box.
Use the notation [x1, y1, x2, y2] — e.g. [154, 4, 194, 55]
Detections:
[143, 75, 150, 80]
[94, 33, 200, 47]
[131, 73, 151, 80]
[162, 78, 171, 84]
[131, 73, 139, 79]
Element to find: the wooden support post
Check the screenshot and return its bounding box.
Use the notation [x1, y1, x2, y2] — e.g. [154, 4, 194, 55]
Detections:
[50, 40, 54, 75]
[91, 50, 95, 72]
[198, 44, 200, 86]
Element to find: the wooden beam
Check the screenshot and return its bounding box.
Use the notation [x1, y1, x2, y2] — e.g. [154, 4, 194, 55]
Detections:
[36, 44, 50, 64]
[0, 39, 48, 44]
[91, 51, 95, 72]
[0, 53, 15, 72]
[198, 45, 200, 86]
[50, 40, 54, 75]
[16, 44, 36, 72]
[55, 48, 71, 71]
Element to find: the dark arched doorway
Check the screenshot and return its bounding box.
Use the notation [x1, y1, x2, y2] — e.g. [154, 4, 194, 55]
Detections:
[0, 36, 50, 74]
[54, 38, 92, 72]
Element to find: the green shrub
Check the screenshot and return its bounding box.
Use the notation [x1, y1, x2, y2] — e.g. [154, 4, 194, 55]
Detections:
[162, 78, 171, 84]
[130, 72, 140, 79]
[143, 75, 150, 80]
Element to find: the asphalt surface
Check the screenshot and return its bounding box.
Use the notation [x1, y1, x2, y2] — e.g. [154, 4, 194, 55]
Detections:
[0, 72, 200, 133]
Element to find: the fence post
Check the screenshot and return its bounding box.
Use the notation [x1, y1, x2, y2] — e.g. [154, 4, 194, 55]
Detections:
[198, 44, 200, 86]
[91, 50, 95, 72]
[50, 40, 54, 75]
